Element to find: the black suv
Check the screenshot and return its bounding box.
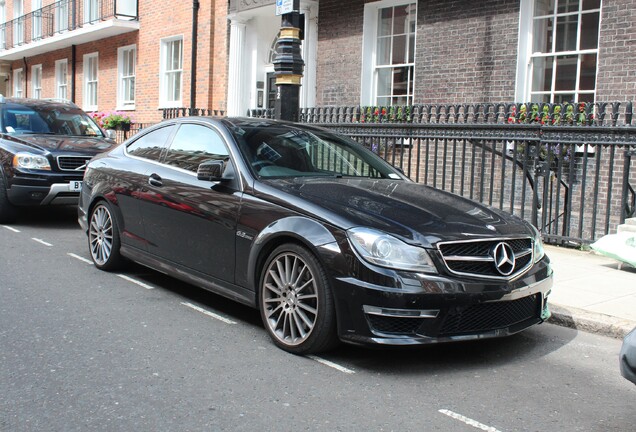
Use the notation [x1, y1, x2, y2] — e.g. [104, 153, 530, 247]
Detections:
[0, 97, 117, 223]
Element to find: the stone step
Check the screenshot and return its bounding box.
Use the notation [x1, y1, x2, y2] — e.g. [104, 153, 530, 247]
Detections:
[625, 218, 636, 226]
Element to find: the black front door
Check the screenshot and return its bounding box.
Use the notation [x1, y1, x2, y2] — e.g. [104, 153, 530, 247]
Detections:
[139, 122, 241, 283]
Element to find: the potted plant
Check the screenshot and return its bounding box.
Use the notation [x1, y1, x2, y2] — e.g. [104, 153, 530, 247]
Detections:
[90, 111, 132, 132]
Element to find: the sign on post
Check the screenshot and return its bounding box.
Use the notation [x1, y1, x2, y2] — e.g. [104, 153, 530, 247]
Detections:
[276, 0, 294, 15]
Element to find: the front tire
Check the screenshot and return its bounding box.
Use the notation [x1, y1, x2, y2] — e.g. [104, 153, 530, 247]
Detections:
[259, 244, 338, 354]
[0, 173, 18, 224]
[88, 201, 123, 270]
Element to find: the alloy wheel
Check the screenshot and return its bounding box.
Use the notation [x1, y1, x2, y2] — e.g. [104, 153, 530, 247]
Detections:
[89, 205, 114, 266]
[262, 251, 319, 347]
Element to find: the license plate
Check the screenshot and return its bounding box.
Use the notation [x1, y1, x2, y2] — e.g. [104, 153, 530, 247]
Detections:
[69, 181, 82, 192]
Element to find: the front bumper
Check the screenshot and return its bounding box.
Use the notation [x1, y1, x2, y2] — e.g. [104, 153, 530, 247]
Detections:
[7, 172, 83, 206]
[331, 259, 553, 346]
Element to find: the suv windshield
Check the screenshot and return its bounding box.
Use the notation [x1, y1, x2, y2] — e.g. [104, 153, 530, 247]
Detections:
[227, 121, 403, 180]
[1, 102, 104, 137]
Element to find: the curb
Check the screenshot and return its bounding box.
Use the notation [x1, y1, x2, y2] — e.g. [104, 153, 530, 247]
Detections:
[548, 303, 636, 339]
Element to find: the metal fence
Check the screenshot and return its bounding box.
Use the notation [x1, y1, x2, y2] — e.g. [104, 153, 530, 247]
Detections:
[250, 102, 636, 246]
[111, 121, 150, 143]
[162, 107, 225, 119]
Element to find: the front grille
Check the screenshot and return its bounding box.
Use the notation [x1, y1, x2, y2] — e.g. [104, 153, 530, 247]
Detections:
[438, 237, 533, 279]
[367, 314, 424, 335]
[57, 156, 92, 171]
[438, 294, 540, 336]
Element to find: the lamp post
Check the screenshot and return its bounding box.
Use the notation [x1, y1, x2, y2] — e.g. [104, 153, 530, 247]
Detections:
[273, 0, 303, 122]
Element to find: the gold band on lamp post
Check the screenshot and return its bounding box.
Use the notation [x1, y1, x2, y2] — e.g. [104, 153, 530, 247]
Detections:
[276, 74, 302, 85]
[280, 27, 301, 39]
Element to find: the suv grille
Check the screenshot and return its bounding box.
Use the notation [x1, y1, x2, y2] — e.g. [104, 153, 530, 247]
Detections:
[438, 294, 540, 336]
[57, 156, 92, 171]
[438, 237, 533, 279]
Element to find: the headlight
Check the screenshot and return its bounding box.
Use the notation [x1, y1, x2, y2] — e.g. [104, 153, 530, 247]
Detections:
[347, 227, 437, 273]
[13, 152, 51, 171]
[530, 225, 545, 262]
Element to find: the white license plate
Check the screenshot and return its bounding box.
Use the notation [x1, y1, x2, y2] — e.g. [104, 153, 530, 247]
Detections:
[69, 181, 82, 192]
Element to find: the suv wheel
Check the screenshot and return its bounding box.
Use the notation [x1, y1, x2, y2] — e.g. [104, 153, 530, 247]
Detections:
[0, 174, 17, 224]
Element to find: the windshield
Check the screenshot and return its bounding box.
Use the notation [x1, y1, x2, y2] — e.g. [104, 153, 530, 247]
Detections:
[1, 103, 104, 137]
[227, 121, 403, 180]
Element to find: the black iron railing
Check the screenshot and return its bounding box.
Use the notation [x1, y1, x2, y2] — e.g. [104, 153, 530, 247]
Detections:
[111, 121, 150, 143]
[162, 107, 225, 119]
[0, 0, 137, 50]
[250, 102, 636, 246]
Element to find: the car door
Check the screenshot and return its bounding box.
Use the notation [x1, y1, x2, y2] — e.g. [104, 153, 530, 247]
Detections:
[117, 124, 176, 252]
[139, 122, 242, 283]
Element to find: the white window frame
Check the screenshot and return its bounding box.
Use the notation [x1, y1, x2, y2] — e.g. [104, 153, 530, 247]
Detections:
[117, 44, 136, 110]
[31, 64, 42, 99]
[0, 2, 6, 50]
[83, 52, 98, 111]
[13, 68, 23, 97]
[32, 0, 42, 40]
[159, 35, 183, 108]
[360, 0, 417, 106]
[84, 0, 99, 23]
[13, 0, 23, 45]
[55, 0, 69, 33]
[515, 0, 602, 103]
[55, 58, 68, 100]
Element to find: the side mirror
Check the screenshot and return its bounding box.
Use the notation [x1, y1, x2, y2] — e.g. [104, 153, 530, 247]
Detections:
[105, 129, 117, 140]
[197, 160, 225, 182]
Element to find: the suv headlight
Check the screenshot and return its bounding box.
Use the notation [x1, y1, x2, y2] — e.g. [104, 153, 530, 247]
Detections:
[347, 227, 437, 273]
[13, 152, 51, 171]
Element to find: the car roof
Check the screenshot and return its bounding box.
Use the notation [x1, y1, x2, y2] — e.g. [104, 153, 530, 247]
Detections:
[0, 96, 80, 110]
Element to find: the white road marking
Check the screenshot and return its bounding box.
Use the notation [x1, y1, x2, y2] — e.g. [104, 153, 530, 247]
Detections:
[32, 238, 53, 247]
[306, 355, 356, 374]
[117, 274, 155, 290]
[181, 302, 237, 325]
[67, 253, 94, 265]
[2, 225, 20, 233]
[439, 409, 503, 432]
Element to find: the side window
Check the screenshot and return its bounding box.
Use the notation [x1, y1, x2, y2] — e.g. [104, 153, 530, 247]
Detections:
[164, 124, 229, 173]
[126, 125, 175, 162]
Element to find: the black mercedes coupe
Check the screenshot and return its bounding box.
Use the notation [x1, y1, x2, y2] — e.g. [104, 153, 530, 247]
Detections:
[78, 117, 553, 354]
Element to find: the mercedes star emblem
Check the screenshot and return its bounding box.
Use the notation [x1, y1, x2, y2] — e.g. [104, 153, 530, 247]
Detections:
[492, 242, 515, 276]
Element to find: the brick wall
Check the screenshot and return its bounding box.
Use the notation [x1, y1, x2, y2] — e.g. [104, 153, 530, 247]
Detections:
[317, 0, 636, 107]
[316, 0, 520, 106]
[596, 0, 636, 101]
[414, 0, 519, 103]
[4, 0, 228, 124]
[316, 0, 366, 106]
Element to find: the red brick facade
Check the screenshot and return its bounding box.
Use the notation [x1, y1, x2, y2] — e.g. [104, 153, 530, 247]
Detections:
[2, 1, 634, 122]
[2, 0, 228, 123]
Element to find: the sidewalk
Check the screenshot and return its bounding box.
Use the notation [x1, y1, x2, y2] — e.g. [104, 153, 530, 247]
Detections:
[545, 245, 636, 339]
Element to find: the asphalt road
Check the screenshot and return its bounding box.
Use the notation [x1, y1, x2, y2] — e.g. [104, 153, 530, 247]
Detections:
[1, 206, 635, 432]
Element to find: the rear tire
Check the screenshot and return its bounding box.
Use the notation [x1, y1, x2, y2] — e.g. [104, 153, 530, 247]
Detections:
[259, 243, 339, 355]
[0, 174, 17, 224]
[88, 201, 124, 270]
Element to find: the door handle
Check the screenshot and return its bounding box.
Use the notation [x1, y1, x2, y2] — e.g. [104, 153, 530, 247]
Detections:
[148, 173, 163, 187]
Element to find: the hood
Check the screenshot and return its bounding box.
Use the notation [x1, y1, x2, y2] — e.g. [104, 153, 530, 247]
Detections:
[7, 134, 116, 155]
[265, 178, 534, 247]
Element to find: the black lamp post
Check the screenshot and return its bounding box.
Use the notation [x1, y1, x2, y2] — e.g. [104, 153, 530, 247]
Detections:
[273, 0, 304, 122]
